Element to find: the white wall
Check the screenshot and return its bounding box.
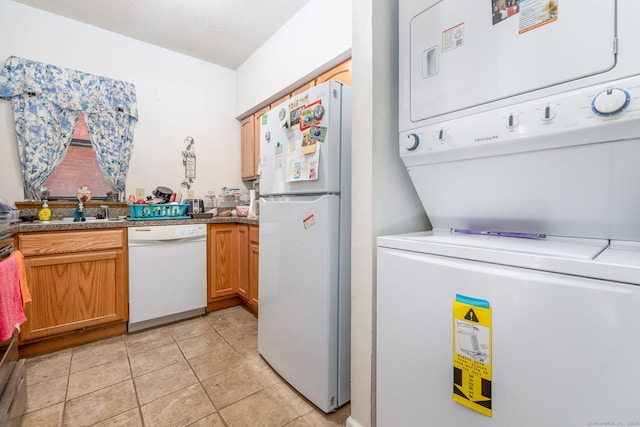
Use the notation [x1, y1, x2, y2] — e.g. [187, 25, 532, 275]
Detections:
[235, 0, 352, 117]
[350, 1, 429, 426]
[0, 1, 242, 205]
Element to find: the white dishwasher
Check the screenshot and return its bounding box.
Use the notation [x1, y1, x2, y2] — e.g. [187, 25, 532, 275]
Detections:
[128, 224, 207, 332]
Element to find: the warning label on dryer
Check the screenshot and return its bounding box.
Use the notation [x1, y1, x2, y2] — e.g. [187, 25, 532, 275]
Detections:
[453, 294, 492, 417]
[442, 22, 464, 53]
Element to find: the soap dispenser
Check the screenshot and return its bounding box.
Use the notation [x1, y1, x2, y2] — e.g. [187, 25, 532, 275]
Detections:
[38, 199, 51, 221]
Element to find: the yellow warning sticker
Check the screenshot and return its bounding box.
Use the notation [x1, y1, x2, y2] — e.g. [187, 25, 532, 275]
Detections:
[453, 294, 492, 417]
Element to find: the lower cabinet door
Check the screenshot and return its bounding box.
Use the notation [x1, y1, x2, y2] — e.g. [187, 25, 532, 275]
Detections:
[207, 224, 239, 301]
[22, 250, 127, 341]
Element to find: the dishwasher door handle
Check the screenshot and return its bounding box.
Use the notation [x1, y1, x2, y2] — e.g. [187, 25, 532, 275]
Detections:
[129, 236, 206, 246]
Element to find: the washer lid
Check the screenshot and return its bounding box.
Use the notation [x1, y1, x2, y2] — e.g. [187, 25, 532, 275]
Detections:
[379, 229, 609, 261]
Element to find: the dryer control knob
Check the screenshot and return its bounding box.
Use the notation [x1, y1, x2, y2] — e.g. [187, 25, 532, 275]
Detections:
[540, 103, 556, 122]
[505, 113, 519, 129]
[592, 88, 630, 116]
[403, 133, 420, 151]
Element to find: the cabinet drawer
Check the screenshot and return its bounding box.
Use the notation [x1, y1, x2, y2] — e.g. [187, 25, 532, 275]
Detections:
[17, 229, 125, 256]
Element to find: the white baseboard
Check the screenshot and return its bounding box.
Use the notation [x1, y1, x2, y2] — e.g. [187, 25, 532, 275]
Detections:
[346, 416, 364, 427]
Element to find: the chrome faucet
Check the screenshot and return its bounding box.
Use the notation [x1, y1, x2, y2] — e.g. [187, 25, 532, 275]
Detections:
[100, 205, 109, 220]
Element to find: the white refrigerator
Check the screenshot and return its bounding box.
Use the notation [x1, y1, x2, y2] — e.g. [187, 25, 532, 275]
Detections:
[258, 81, 351, 412]
[257, 80, 351, 413]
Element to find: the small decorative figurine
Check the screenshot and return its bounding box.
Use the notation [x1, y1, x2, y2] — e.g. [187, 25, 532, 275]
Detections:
[74, 185, 92, 222]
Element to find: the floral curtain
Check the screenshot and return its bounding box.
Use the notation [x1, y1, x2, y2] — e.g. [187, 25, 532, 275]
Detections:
[8, 94, 80, 200]
[0, 56, 138, 200]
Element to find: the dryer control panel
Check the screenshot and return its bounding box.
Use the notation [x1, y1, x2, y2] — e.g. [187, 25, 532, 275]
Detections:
[400, 74, 640, 167]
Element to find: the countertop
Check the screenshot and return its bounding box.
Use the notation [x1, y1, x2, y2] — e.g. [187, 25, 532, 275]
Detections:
[0, 216, 259, 236]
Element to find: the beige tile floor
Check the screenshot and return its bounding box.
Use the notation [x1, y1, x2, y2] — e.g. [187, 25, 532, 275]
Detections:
[20, 306, 350, 426]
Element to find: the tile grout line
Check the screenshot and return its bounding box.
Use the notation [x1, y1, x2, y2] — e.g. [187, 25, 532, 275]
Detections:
[125, 335, 148, 427]
[59, 347, 73, 427]
[173, 319, 222, 426]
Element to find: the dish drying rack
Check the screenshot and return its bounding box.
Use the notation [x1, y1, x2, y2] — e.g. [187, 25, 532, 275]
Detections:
[127, 203, 189, 220]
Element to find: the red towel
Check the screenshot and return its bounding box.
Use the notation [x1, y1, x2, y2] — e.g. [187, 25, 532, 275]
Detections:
[0, 256, 27, 342]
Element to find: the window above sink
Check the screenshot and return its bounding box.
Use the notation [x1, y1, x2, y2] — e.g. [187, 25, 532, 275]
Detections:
[44, 114, 117, 201]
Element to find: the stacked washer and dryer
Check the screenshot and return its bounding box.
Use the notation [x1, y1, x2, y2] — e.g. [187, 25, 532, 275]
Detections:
[377, 1, 640, 425]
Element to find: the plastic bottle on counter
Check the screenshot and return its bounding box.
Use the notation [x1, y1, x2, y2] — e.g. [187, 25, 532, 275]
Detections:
[38, 200, 51, 221]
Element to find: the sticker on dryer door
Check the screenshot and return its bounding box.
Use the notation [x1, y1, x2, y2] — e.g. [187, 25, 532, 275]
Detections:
[303, 214, 316, 230]
[453, 294, 492, 417]
[442, 22, 464, 53]
[491, 0, 520, 26]
[519, 0, 558, 34]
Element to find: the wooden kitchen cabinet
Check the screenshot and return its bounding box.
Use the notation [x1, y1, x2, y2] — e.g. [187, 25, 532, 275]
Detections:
[207, 223, 259, 316]
[252, 106, 269, 179]
[270, 93, 290, 110]
[16, 229, 128, 345]
[240, 115, 255, 180]
[315, 58, 352, 86]
[237, 225, 249, 300]
[237, 224, 259, 315]
[291, 81, 315, 97]
[248, 225, 259, 310]
[241, 106, 270, 181]
[207, 224, 239, 301]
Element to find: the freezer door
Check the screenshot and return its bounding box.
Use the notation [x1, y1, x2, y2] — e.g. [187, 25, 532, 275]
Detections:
[377, 245, 640, 426]
[259, 80, 350, 196]
[258, 194, 344, 412]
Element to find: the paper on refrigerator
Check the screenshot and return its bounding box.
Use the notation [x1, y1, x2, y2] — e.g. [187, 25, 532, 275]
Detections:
[286, 132, 320, 182]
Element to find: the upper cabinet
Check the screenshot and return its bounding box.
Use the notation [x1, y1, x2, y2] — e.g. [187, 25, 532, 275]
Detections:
[270, 93, 290, 110]
[314, 59, 352, 86]
[240, 116, 255, 180]
[290, 81, 315, 97]
[240, 58, 351, 182]
[241, 106, 269, 181]
[252, 106, 270, 181]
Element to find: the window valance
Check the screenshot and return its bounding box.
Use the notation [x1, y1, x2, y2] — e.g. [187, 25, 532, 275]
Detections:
[0, 55, 138, 119]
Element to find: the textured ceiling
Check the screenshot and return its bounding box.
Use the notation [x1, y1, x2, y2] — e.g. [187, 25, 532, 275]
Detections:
[13, 0, 312, 69]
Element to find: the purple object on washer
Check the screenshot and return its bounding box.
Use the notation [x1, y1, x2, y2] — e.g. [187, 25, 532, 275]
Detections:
[452, 228, 546, 239]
